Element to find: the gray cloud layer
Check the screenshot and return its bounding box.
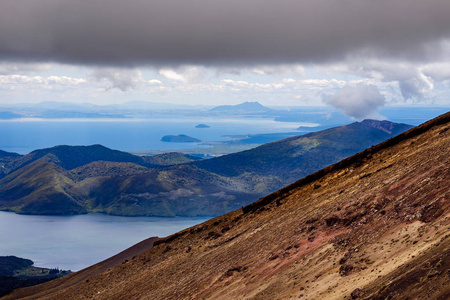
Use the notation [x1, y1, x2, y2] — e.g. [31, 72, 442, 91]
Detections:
[1, 0, 450, 66]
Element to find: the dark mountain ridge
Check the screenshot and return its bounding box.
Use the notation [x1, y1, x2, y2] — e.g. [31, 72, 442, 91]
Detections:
[0, 150, 20, 158]
[5, 113, 449, 300]
[11, 144, 149, 171]
[1, 146, 200, 179]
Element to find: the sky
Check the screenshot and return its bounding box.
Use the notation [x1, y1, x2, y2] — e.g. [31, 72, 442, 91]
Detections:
[1, 0, 450, 119]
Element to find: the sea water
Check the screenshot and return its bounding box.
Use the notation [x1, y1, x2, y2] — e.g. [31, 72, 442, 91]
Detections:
[0, 211, 209, 271]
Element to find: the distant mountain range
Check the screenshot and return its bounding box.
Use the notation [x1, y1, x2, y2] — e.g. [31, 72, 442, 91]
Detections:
[0, 120, 413, 216]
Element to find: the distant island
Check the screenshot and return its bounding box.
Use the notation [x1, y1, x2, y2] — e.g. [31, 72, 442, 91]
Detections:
[161, 134, 201, 143]
[210, 101, 272, 113]
[195, 124, 210, 128]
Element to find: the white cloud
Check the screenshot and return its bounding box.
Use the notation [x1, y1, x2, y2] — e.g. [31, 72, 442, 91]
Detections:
[283, 78, 296, 84]
[220, 79, 286, 92]
[159, 68, 186, 83]
[249, 64, 305, 76]
[158, 65, 206, 84]
[322, 84, 386, 120]
[319, 58, 437, 101]
[91, 68, 143, 91]
[0, 74, 86, 89]
[421, 62, 450, 81]
[147, 79, 163, 85]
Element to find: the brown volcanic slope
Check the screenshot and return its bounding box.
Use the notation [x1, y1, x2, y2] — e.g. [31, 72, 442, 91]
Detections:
[4, 112, 450, 300]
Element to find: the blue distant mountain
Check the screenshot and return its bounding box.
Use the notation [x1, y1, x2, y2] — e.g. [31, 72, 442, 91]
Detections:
[0, 111, 22, 119]
[210, 101, 272, 113]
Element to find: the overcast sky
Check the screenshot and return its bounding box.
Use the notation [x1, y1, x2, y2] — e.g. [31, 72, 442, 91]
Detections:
[1, 0, 450, 119]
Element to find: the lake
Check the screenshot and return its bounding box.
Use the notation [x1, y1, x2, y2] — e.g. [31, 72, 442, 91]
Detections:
[0, 211, 209, 271]
[0, 117, 315, 154]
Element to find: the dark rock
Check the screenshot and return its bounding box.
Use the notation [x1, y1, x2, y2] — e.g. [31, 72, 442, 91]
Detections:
[326, 215, 341, 227]
[351, 287, 361, 298]
[205, 231, 222, 240]
[339, 264, 354, 276]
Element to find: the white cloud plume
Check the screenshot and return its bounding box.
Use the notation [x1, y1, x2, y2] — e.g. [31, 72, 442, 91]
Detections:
[322, 84, 386, 120]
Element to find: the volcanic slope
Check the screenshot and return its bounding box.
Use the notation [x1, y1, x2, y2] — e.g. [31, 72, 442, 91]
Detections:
[5, 113, 449, 300]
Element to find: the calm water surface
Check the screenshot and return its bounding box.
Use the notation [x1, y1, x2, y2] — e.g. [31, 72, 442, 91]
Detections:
[0, 211, 209, 271]
[0, 117, 313, 154]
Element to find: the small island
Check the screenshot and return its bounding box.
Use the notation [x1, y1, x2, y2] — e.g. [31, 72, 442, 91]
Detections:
[161, 134, 201, 143]
[195, 124, 210, 128]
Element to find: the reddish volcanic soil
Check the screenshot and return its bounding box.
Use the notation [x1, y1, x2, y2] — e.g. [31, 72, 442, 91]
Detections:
[3, 112, 450, 300]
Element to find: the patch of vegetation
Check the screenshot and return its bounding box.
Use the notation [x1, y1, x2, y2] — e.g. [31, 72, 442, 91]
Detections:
[142, 152, 202, 166]
[0, 256, 71, 297]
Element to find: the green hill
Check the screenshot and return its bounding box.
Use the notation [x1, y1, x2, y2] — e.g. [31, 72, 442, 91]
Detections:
[141, 152, 201, 166]
[193, 119, 412, 184]
[0, 160, 87, 215]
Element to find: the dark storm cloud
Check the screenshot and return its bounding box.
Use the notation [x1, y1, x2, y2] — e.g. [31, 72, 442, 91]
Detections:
[1, 0, 450, 66]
